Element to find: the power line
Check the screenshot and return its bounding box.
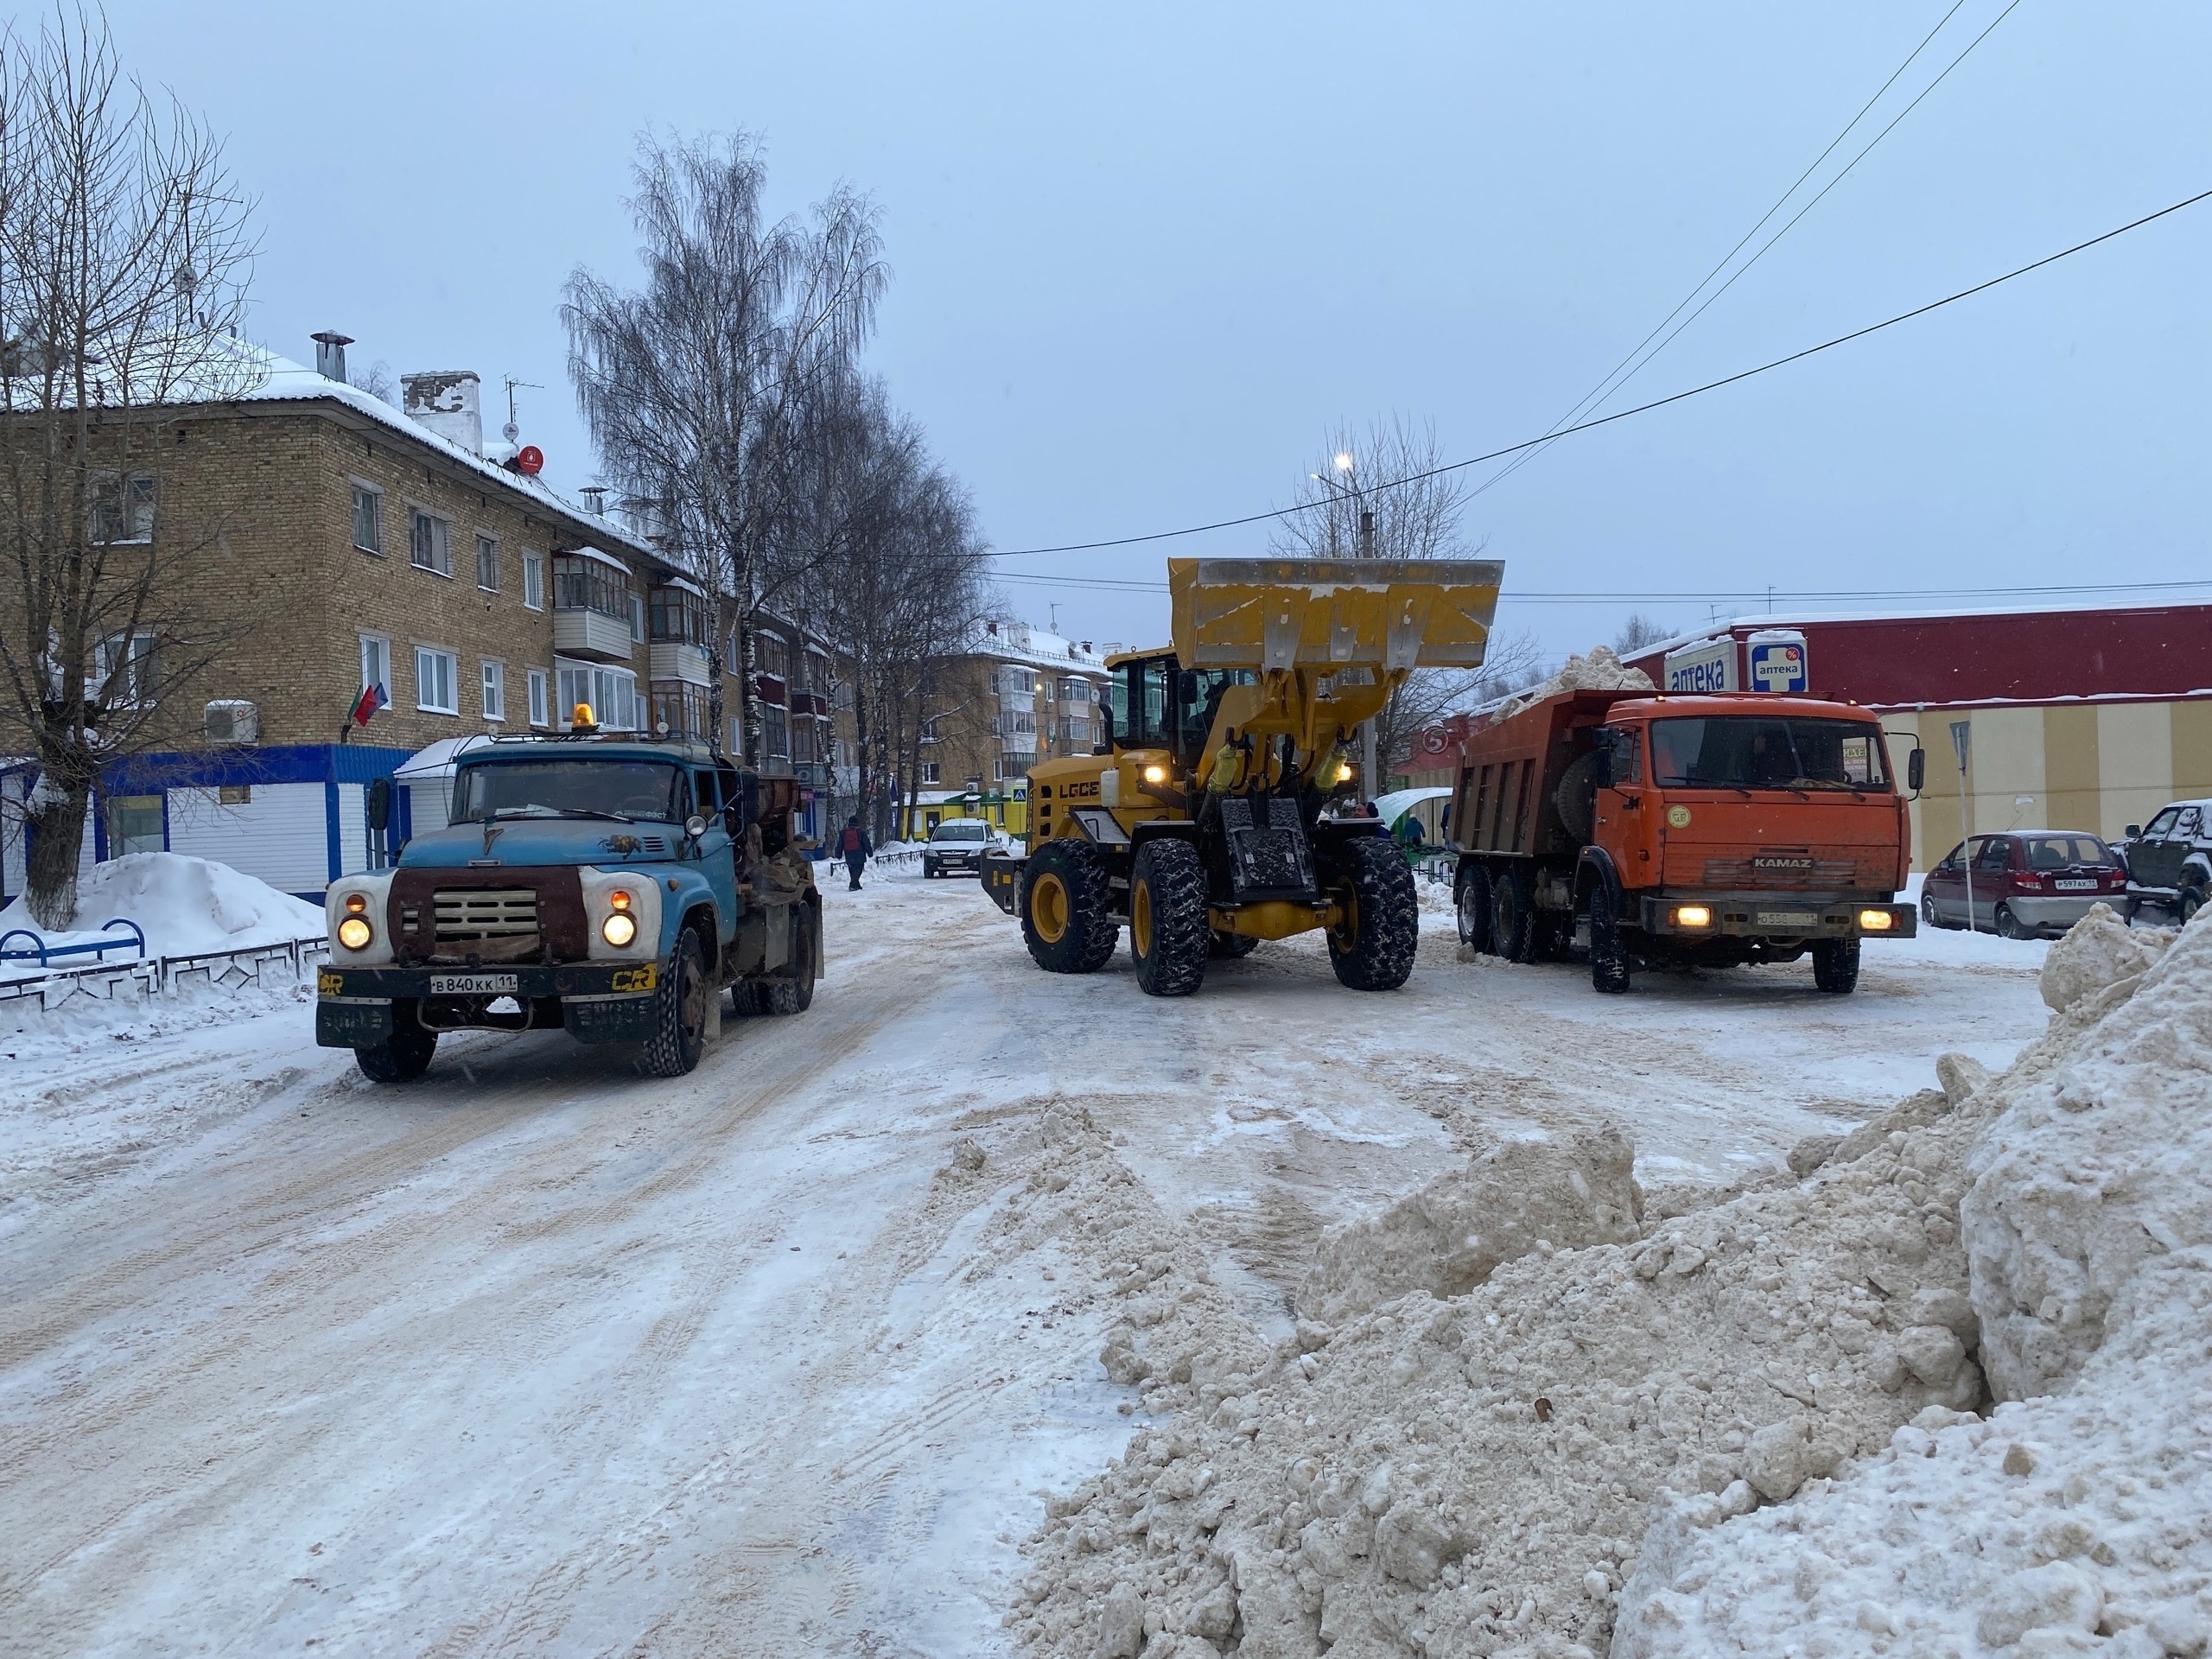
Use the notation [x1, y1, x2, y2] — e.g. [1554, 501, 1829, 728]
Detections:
[995, 572, 2212, 604]
[1478, 0, 2017, 506]
[989, 183, 2212, 559]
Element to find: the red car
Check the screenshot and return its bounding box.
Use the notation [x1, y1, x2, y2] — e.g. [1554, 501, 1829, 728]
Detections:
[1921, 831, 2133, 938]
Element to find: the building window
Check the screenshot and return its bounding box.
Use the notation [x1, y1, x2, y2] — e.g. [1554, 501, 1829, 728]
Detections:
[527, 668, 549, 727]
[481, 659, 505, 721]
[556, 661, 637, 730]
[551, 551, 630, 619]
[725, 632, 743, 675]
[921, 761, 941, 785]
[106, 793, 164, 855]
[352, 483, 384, 554]
[1001, 665, 1035, 696]
[410, 510, 452, 576]
[729, 715, 744, 755]
[90, 472, 157, 544]
[416, 646, 458, 715]
[476, 534, 499, 593]
[758, 632, 791, 681]
[650, 584, 712, 646]
[1059, 677, 1090, 704]
[360, 633, 391, 696]
[94, 632, 157, 704]
[764, 705, 790, 759]
[629, 593, 646, 642]
[219, 784, 251, 805]
[649, 682, 710, 741]
[1010, 710, 1036, 736]
[522, 550, 543, 610]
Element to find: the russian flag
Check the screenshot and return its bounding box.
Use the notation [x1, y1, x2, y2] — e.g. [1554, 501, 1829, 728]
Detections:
[351, 681, 390, 727]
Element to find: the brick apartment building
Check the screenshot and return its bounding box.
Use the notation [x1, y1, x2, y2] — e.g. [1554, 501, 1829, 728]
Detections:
[899, 620, 1110, 838]
[0, 338, 839, 904]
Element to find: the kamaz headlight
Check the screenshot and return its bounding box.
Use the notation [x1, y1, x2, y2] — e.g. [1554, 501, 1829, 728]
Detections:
[337, 915, 373, 950]
[601, 912, 637, 948]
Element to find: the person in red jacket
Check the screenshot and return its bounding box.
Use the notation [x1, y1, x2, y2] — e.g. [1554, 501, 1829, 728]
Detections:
[836, 815, 873, 890]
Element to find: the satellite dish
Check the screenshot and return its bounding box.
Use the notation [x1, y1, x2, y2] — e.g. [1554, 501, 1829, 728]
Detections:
[515, 445, 544, 476]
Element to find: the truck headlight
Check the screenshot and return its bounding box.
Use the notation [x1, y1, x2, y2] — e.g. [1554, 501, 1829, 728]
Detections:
[1674, 905, 1713, 928]
[601, 912, 637, 947]
[337, 915, 373, 950]
[1859, 909, 1895, 931]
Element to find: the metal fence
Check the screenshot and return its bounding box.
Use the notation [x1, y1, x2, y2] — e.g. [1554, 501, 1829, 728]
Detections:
[0, 934, 330, 1013]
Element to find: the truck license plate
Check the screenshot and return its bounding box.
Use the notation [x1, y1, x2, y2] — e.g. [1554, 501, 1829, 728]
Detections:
[2055, 879, 2097, 892]
[429, 973, 519, 995]
[1757, 910, 1820, 928]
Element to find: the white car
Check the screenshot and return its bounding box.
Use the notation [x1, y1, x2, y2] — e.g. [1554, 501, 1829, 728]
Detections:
[922, 818, 996, 878]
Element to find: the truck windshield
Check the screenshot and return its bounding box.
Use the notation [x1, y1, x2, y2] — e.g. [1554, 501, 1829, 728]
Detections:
[451, 760, 683, 823]
[1649, 717, 1889, 791]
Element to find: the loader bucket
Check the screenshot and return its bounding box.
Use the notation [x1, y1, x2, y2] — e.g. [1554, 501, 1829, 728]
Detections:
[1167, 557, 1505, 675]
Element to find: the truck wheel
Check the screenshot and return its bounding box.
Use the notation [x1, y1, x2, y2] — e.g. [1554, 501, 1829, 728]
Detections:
[1129, 839, 1210, 996]
[1491, 868, 1535, 963]
[1209, 928, 1260, 959]
[643, 931, 709, 1077]
[1812, 937, 1860, 995]
[1588, 883, 1631, 995]
[1326, 836, 1420, 991]
[1023, 841, 1120, 974]
[1456, 865, 1492, 952]
[354, 1011, 437, 1084]
[764, 906, 818, 1014]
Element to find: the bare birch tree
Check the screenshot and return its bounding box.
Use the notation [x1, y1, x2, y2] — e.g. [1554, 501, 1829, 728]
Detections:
[0, 10, 257, 927]
[563, 129, 886, 763]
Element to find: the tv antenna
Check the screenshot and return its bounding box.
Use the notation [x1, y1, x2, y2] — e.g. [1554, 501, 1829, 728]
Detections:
[502, 377, 543, 445]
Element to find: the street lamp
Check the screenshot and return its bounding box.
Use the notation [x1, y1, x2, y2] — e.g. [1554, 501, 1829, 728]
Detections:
[1309, 459, 1380, 795]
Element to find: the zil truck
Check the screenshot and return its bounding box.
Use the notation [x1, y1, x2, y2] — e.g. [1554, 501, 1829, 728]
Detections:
[1449, 687, 1923, 994]
[980, 556, 1503, 996]
[315, 717, 823, 1082]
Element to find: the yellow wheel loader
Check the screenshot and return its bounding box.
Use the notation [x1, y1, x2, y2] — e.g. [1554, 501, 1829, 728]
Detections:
[980, 556, 1503, 996]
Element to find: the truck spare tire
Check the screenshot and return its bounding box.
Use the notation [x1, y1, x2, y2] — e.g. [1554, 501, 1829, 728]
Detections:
[1554, 750, 1600, 843]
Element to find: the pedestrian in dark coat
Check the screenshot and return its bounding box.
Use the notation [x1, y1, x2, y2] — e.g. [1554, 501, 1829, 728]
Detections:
[836, 815, 873, 890]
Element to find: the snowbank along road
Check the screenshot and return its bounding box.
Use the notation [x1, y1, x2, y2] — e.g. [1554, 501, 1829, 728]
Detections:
[0, 866, 2052, 1654]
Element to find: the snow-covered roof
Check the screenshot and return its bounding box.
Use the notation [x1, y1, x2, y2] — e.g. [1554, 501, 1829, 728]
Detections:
[560, 544, 632, 575]
[171, 340, 658, 562]
[1636, 596, 2212, 661]
[393, 734, 497, 779]
[975, 621, 1109, 675]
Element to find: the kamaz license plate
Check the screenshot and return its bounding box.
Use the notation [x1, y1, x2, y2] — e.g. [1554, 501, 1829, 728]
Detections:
[429, 973, 519, 995]
[1757, 910, 1820, 928]
[2055, 880, 2098, 892]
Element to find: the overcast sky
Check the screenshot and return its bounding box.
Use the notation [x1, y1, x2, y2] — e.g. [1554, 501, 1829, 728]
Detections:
[105, 1, 2211, 666]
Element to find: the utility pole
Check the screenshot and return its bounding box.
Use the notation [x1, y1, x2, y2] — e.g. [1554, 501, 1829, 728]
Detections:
[1315, 458, 1381, 798]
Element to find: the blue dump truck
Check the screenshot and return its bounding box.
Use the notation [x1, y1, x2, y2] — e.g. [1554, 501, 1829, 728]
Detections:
[315, 721, 822, 1083]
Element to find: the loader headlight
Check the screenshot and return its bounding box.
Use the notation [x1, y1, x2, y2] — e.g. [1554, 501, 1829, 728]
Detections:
[336, 915, 373, 950]
[1142, 764, 1167, 784]
[1335, 761, 1354, 785]
[601, 911, 638, 948]
[1859, 909, 1895, 931]
[1673, 905, 1713, 928]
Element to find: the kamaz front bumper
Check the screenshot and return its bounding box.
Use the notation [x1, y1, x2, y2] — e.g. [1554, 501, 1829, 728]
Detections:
[1636, 894, 1916, 941]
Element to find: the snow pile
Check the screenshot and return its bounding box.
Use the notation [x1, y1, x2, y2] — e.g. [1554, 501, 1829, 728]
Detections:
[1491, 646, 1653, 723]
[1614, 912, 2212, 1656]
[2037, 902, 2171, 1015]
[0, 854, 323, 973]
[1296, 1130, 1644, 1327]
[1011, 908, 2183, 1658]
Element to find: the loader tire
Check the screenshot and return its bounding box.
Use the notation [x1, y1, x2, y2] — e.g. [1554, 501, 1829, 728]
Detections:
[1023, 840, 1119, 975]
[1491, 867, 1535, 963]
[642, 930, 709, 1077]
[1129, 839, 1210, 997]
[1812, 936, 1860, 995]
[1325, 835, 1420, 991]
[1210, 928, 1260, 959]
[1455, 863, 1492, 952]
[1589, 881, 1631, 995]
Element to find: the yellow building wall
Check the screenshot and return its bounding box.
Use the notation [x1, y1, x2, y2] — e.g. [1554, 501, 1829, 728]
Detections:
[2042, 705, 2101, 842]
[2098, 702, 2173, 842]
[2173, 701, 2212, 807]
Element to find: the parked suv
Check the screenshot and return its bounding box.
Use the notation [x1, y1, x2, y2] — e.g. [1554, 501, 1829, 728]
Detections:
[922, 817, 995, 879]
[2119, 799, 2212, 925]
[1921, 830, 2132, 938]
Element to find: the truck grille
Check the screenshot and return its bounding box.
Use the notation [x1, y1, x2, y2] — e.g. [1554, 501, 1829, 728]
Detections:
[1701, 856, 1859, 888]
[433, 889, 540, 944]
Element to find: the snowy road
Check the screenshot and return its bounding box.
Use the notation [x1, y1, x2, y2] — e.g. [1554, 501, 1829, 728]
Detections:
[0, 869, 2054, 1656]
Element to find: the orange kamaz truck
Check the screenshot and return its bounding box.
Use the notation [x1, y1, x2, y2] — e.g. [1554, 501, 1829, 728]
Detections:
[1448, 688, 1923, 994]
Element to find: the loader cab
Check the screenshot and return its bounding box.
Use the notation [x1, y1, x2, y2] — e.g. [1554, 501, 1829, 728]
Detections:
[1106, 652, 1255, 771]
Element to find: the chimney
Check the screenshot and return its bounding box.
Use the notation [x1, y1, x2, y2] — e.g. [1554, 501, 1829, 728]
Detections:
[400, 370, 483, 454]
[310, 331, 353, 383]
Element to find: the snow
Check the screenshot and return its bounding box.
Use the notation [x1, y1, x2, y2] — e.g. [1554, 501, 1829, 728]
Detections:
[0, 852, 323, 982]
[0, 853, 2095, 1655]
